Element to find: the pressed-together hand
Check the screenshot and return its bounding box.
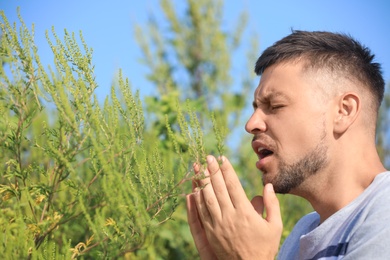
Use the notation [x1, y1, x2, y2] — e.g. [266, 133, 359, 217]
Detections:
[186, 155, 283, 260]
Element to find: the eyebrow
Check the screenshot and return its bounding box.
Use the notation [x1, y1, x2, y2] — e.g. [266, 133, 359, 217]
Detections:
[252, 91, 291, 108]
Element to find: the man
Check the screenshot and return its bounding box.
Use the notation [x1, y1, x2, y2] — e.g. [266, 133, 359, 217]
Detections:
[186, 31, 388, 259]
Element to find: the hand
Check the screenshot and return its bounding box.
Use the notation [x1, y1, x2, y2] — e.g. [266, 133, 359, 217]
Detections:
[186, 155, 283, 260]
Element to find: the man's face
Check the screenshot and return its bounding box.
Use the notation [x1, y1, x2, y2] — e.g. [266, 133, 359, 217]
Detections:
[245, 62, 331, 194]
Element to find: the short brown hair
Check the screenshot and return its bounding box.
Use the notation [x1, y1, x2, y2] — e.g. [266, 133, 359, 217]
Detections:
[255, 30, 385, 112]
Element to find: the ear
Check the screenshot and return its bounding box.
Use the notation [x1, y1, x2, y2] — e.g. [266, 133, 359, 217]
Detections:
[333, 92, 360, 135]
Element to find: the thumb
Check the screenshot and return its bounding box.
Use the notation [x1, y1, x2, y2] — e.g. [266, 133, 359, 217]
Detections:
[264, 183, 282, 227]
[251, 195, 264, 216]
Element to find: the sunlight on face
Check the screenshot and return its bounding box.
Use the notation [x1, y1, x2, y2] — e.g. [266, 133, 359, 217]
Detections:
[246, 62, 331, 194]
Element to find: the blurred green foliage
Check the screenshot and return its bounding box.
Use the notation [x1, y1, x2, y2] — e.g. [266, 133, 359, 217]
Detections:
[1, 1, 388, 259]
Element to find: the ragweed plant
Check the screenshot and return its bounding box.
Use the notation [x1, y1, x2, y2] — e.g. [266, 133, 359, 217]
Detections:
[164, 100, 227, 186]
[0, 10, 227, 259]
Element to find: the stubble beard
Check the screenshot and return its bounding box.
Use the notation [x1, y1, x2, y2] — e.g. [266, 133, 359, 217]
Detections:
[263, 134, 329, 194]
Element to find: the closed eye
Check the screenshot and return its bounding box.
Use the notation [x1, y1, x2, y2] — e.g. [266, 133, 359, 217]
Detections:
[271, 105, 284, 109]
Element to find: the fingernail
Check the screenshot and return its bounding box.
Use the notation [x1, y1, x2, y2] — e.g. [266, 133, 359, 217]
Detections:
[267, 183, 274, 193]
[206, 155, 214, 164]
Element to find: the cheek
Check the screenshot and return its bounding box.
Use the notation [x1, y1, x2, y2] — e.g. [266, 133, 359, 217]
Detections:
[273, 119, 322, 155]
[269, 105, 327, 150]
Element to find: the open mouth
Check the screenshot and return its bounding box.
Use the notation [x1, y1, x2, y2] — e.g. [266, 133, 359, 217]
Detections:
[257, 147, 274, 159]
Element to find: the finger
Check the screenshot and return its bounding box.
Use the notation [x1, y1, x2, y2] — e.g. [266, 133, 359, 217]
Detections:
[193, 162, 201, 173]
[192, 162, 202, 191]
[186, 194, 211, 253]
[192, 166, 198, 192]
[192, 179, 197, 192]
[195, 161, 210, 190]
[205, 155, 234, 209]
[193, 183, 221, 226]
[250, 195, 265, 216]
[218, 156, 251, 208]
[186, 193, 203, 231]
[263, 184, 283, 228]
[195, 158, 224, 219]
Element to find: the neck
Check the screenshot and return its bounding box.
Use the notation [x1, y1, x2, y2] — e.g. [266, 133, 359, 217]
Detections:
[290, 144, 386, 223]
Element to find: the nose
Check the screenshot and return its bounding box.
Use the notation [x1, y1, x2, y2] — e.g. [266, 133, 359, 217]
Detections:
[245, 110, 267, 134]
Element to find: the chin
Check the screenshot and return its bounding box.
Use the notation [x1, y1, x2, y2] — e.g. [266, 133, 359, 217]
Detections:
[261, 172, 276, 187]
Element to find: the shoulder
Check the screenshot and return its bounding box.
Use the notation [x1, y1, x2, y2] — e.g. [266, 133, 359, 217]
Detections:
[344, 171, 390, 258]
[359, 171, 390, 210]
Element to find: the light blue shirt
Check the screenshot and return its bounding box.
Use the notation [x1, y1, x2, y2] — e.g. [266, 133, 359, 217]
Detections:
[278, 171, 390, 260]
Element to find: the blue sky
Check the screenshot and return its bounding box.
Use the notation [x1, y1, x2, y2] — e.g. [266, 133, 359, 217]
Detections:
[2, 0, 390, 105]
[1, 0, 390, 184]
[2, 0, 389, 157]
